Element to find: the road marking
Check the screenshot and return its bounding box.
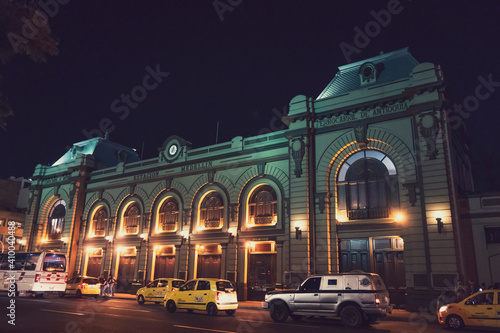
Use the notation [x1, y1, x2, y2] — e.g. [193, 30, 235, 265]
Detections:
[108, 306, 150, 312]
[174, 325, 236, 333]
[41, 309, 84, 316]
[238, 319, 320, 328]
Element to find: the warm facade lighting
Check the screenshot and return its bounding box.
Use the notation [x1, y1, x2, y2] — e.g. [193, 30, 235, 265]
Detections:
[395, 213, 404, 222]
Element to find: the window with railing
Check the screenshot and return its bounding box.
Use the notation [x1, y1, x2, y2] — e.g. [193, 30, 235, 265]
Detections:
[92, 208, 108, 237]
[200, 192, 224, 229]
[48, 200, 66, 240]
[158, 198, 178, 232]
[248, 185, 277, 226]
[337, 150, 398, 221]
[123, 204, 140, 234]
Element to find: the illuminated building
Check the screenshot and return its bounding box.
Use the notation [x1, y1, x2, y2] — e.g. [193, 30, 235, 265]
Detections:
[23, 49, 481, 309]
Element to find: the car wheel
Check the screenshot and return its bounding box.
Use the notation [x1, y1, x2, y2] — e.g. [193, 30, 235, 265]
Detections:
[225, 310, 236, 316]
[166, 300, 177, 313]
[270, 301, 289, 323]
[340, 305, 363, 328]
[207, 302, 218, 316]
[137, 295, 145, 305]
[76, 290, 82, 298]
[58, 292, 65, 297]
[446, 315, 465, 329]
[290, 314, 303, 321]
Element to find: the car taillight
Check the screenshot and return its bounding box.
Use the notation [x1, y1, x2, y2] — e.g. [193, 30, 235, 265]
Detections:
[35, 274, 40, 282]
[375, 293, 380, 305]
[65, 276, 68, 283]
[82, 283, 86, 288]
[217, 292, 221, 302]
[172, 287, 175, 291]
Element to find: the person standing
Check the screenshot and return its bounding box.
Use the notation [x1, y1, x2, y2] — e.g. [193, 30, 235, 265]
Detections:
[455, 280, 467, 302]
[99, 275, 107, 297]
[107, 275, 116, 297]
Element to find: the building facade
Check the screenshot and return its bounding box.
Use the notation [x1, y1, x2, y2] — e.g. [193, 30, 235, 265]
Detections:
[23, 49, 478, 310]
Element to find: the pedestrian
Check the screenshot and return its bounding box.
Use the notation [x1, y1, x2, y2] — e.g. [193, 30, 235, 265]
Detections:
[107, 275, 116, 297]
[455, 280, 467, 302]
[468, 279, 479, 296]
[99, 274, 108, 297]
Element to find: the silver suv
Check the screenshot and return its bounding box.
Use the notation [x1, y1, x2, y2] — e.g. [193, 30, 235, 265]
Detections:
[263, 272, 392, 328]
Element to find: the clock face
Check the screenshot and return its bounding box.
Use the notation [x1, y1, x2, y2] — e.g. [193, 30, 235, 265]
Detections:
[168, 144, 178, 156]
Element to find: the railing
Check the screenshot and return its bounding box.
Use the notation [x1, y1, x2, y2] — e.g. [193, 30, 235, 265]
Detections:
[348, 208, 389, 220]
[254, 215, 274, 225]
[126, 226, 138, 234]
[204, 219, 221, 228]
[162, 223, 176, 231]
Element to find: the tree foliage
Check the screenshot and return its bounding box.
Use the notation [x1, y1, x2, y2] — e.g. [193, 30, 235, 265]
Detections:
[0, 0, 59, 129]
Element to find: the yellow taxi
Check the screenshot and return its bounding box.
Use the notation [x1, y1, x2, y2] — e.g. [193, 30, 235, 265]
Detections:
[136, 278, 185, 304]
[59, 276, 100, 298]
[164, 278, 238, 315]
[438, 290, 500, 329]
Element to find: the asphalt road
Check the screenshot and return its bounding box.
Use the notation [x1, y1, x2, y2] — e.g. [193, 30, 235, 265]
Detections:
[0, 293, 486, 333]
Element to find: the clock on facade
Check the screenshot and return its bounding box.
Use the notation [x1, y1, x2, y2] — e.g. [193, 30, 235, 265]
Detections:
[168, 144, 178, 156]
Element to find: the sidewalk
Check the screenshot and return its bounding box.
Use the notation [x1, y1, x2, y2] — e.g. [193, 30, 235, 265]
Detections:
[112, 293, 437, 323]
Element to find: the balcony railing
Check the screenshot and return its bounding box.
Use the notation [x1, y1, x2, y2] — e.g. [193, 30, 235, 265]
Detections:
[348, 208, 389, 220]
[94, 229, 105, 237]
[204, 219, 222, 228]
[162, 223, 176, 231]
[126, 226, 138, 234]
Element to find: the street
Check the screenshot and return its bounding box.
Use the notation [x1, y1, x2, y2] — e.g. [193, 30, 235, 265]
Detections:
[0, 293, 488, 333]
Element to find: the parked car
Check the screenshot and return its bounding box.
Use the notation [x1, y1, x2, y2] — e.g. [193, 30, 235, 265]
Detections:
[59, 276, 100, 298]
[164, 278, 238, 315]
[136, 278, 184, 304]
[264, 273, 392, 328]
[438, 289, 500, 329]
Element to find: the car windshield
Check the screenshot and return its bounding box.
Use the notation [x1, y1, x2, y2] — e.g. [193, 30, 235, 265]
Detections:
[83, 278, 99, 284]
[216, 281, 234, 292]
[172, 280, 184, 288]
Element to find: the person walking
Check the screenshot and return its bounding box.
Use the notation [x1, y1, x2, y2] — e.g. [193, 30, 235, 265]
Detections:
[455, 280, 467, 302]
[107, 275, 116, 297]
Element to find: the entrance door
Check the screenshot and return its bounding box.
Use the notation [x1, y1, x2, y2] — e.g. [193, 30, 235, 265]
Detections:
[247, 254, 276, 301]
[374, 250, 405, 306]
[197, 255, 221, 278]
[339, 239, 370, 272]
[117, 256, 136, 292]
[86, 257, 102, 277]
[154, 256, 175, 279]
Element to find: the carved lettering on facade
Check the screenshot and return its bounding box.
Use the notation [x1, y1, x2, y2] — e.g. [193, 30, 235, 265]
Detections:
[180, 161, 213, 172]
[133, 171, 159, 181]
[316, 102, 410, 128]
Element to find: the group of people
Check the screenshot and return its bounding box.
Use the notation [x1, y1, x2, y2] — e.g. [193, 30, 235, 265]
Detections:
[454, 279, 499, 302]
[99, 275, 116, 297]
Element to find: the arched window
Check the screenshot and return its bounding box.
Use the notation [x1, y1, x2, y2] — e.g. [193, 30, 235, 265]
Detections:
[92, 207, 108, 237]
[48, 200, 66, 240]
[248, 185, 277, 226]
[158, 198, 178, 232]
[200, 192, 224, 229]
[337, 150, 398, 220]
[123, 203, 140, 234]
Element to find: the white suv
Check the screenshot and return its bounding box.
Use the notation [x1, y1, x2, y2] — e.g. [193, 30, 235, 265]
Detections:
[264, 273, 392, 327]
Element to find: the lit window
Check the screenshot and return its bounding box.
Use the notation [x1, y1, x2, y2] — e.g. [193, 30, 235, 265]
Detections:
[48, 200, 66, 240]
[200, 192, 224, 229]
[158, 198, 178, 232]
[123, 204, 140, 234]
[248, 185, 277, 226]
[92, 208, 108, 237]
[337, 150, 398, 220]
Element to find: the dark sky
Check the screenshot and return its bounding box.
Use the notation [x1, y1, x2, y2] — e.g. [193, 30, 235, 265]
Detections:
[1, 0, 499, 192]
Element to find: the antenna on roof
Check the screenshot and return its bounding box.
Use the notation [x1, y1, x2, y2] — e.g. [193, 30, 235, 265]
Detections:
[215, 121, 220, 144]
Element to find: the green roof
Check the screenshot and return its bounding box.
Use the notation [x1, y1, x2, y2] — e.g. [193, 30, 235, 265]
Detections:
[316, 48, 419, 100]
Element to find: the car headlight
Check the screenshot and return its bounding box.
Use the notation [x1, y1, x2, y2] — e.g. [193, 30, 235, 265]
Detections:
[439, 305, 452, 312]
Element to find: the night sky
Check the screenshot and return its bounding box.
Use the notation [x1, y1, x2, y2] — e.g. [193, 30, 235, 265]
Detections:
[1, 0, 499, 192]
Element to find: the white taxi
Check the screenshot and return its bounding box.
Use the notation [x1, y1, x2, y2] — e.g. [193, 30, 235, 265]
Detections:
[136, 278, 184, 304]
[164, 278, 238, 315]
